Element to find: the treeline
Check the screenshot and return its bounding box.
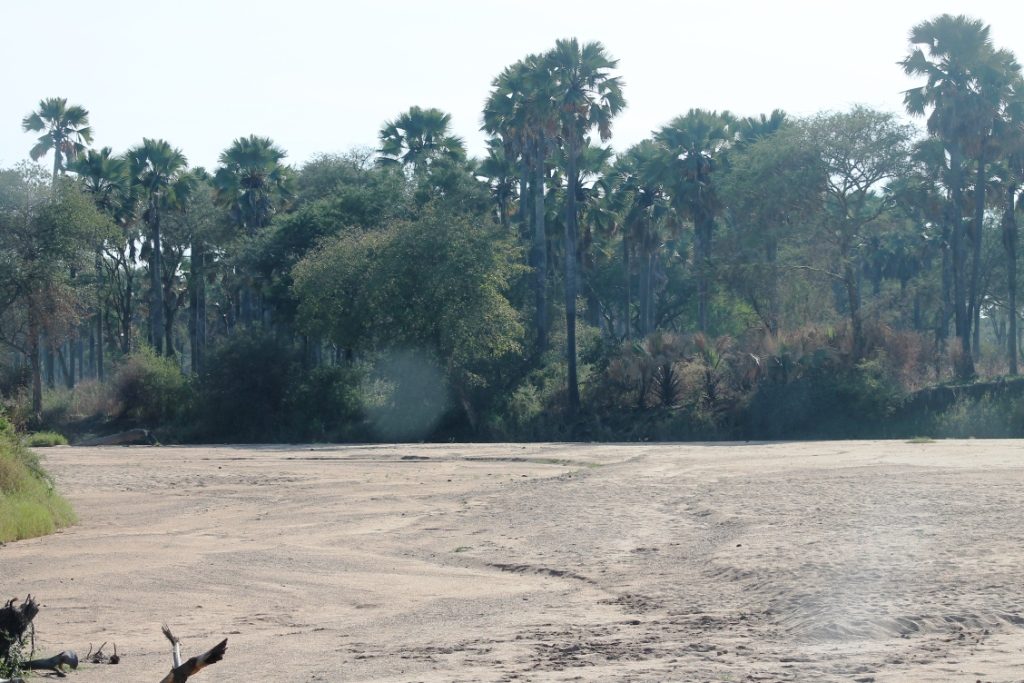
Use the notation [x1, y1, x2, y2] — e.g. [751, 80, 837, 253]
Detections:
[2, 15, 1024, 442]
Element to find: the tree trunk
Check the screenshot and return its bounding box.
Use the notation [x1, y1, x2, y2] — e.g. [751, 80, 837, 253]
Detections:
[150, 204, 164, 355]
[845, 262, 863, 359]
[564, 135, 580, 415]
[532, 140, 548, 353]
[766, 236, 779, 337]
[622, 228, 631, 339]
[949, 145, 974, 379]
[1006, 183, 1019, 376]
[968, 151, 986, 362]
[696, 212, 713, 333]
[28, 314, 42, 423]
[95, 250, 105, 381]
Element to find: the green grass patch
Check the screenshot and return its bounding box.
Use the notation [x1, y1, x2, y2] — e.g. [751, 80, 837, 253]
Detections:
[24, 431, 68, 447]
[0, 418, 76, 543]
[906, 436, 936, 444]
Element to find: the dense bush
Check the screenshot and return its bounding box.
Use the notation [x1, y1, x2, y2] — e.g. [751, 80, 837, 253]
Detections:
[194, 333, 366, 442]
[110, 346, 190, 425]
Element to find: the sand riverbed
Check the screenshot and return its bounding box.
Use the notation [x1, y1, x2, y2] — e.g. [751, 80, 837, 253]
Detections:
[4, 440, 1024, 681]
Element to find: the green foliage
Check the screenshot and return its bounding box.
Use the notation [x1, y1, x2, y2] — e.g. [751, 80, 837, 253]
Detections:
[0, 417, 76, 543]
[194, 334, 366, 442]
[0, 628, 26, 678]
[110, 346, 189, 425]
[294, 203, 525, 432]
[24, 431, 68, 447]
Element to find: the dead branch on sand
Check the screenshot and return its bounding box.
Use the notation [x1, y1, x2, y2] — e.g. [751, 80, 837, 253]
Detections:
[159, 625, 228, 683]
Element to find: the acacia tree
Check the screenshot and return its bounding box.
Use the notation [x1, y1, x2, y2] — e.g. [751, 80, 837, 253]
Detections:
[718, 122, 825, 337]
[803, 107, 913, 359]
[547, 38, 625, 414]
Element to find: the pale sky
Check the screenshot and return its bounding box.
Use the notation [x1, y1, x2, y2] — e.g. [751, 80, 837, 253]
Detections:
[2, 1, 1023, 171]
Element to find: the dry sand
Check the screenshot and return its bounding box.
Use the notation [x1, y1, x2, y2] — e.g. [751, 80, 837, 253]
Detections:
[4, 440, 1024, 682]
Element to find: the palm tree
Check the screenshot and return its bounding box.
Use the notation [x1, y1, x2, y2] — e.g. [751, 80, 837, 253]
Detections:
[378, 106, 466, 173]
[901, 13, 1021, 377]
[477, 137, 518, 232]
[484, 55, 559, 353]
[994, 101, 1024, 374]
[653, 109, 733, 333]
[546, 38, 625, 414]
[72, 147, 130, 215]
[22, 98, 92, 180]
[128, 139, 189, 355]
[608, 140, 673, 338]
[214, 135, 292, 233]
[214, 135, 292, 328]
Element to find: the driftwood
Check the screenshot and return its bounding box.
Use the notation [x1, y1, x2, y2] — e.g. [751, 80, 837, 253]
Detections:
[24, 650, 78, 676]
[76, 428, 155, 446]
[159, 625, 227, 683]
[0, 596, 37, 661]
[0, 596, 77, 681]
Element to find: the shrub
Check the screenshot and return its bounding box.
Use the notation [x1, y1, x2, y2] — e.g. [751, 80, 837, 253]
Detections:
[24, 431, 68, 447]
[109, 346, 190, 426]
[195, 333, 299, 441]
[284, 365, 365, 441]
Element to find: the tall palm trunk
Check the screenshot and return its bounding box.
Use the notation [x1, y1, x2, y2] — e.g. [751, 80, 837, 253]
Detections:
[189, 240, 207, 375]
[1005, 182, 1019, 375]
[564, 135, 580, 414]
[95, 249, 104, 381]
[696, 212, 713, 332]
[518, 155, 530, 242]
[150, 202, 165, 355]
[949, 146, 974, 378]
[766, 236, 780, 337]
[622, 229, 631, 339]
[968, 150, 986, 362]
[532, 141, 548, 353]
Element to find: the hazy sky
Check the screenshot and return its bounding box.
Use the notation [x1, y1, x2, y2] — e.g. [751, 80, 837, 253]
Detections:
[2, 1, 1024, 171]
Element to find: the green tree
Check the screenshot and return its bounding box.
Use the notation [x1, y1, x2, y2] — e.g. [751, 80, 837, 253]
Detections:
[71, 147, 131, 378]
[293, 206, 524, 432]
[0, 168, 113, 419]
[803, 107, 913, 358]
[21, 98, 93, 180]
[901, 13, 1022, 377]
[127, 139, 189, 355]
[484, 54, 558, 353]
[378, 106, 466, 173]
[653, 109, 733, 333]
[606, 140, 674, 338]
[214, 135, 293, 327]
[718, 120, 825, 336]
[546, 38, 625, 414]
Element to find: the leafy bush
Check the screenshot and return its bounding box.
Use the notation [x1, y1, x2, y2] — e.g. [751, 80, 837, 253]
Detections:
[284, 365, 365, 441]
[24, 431, 68, 447]
[194, 333, 297, 441]
[109, 346, 190, 425]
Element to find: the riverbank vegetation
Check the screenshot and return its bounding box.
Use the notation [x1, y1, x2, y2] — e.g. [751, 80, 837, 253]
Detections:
[3, 15, 1024, 442]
